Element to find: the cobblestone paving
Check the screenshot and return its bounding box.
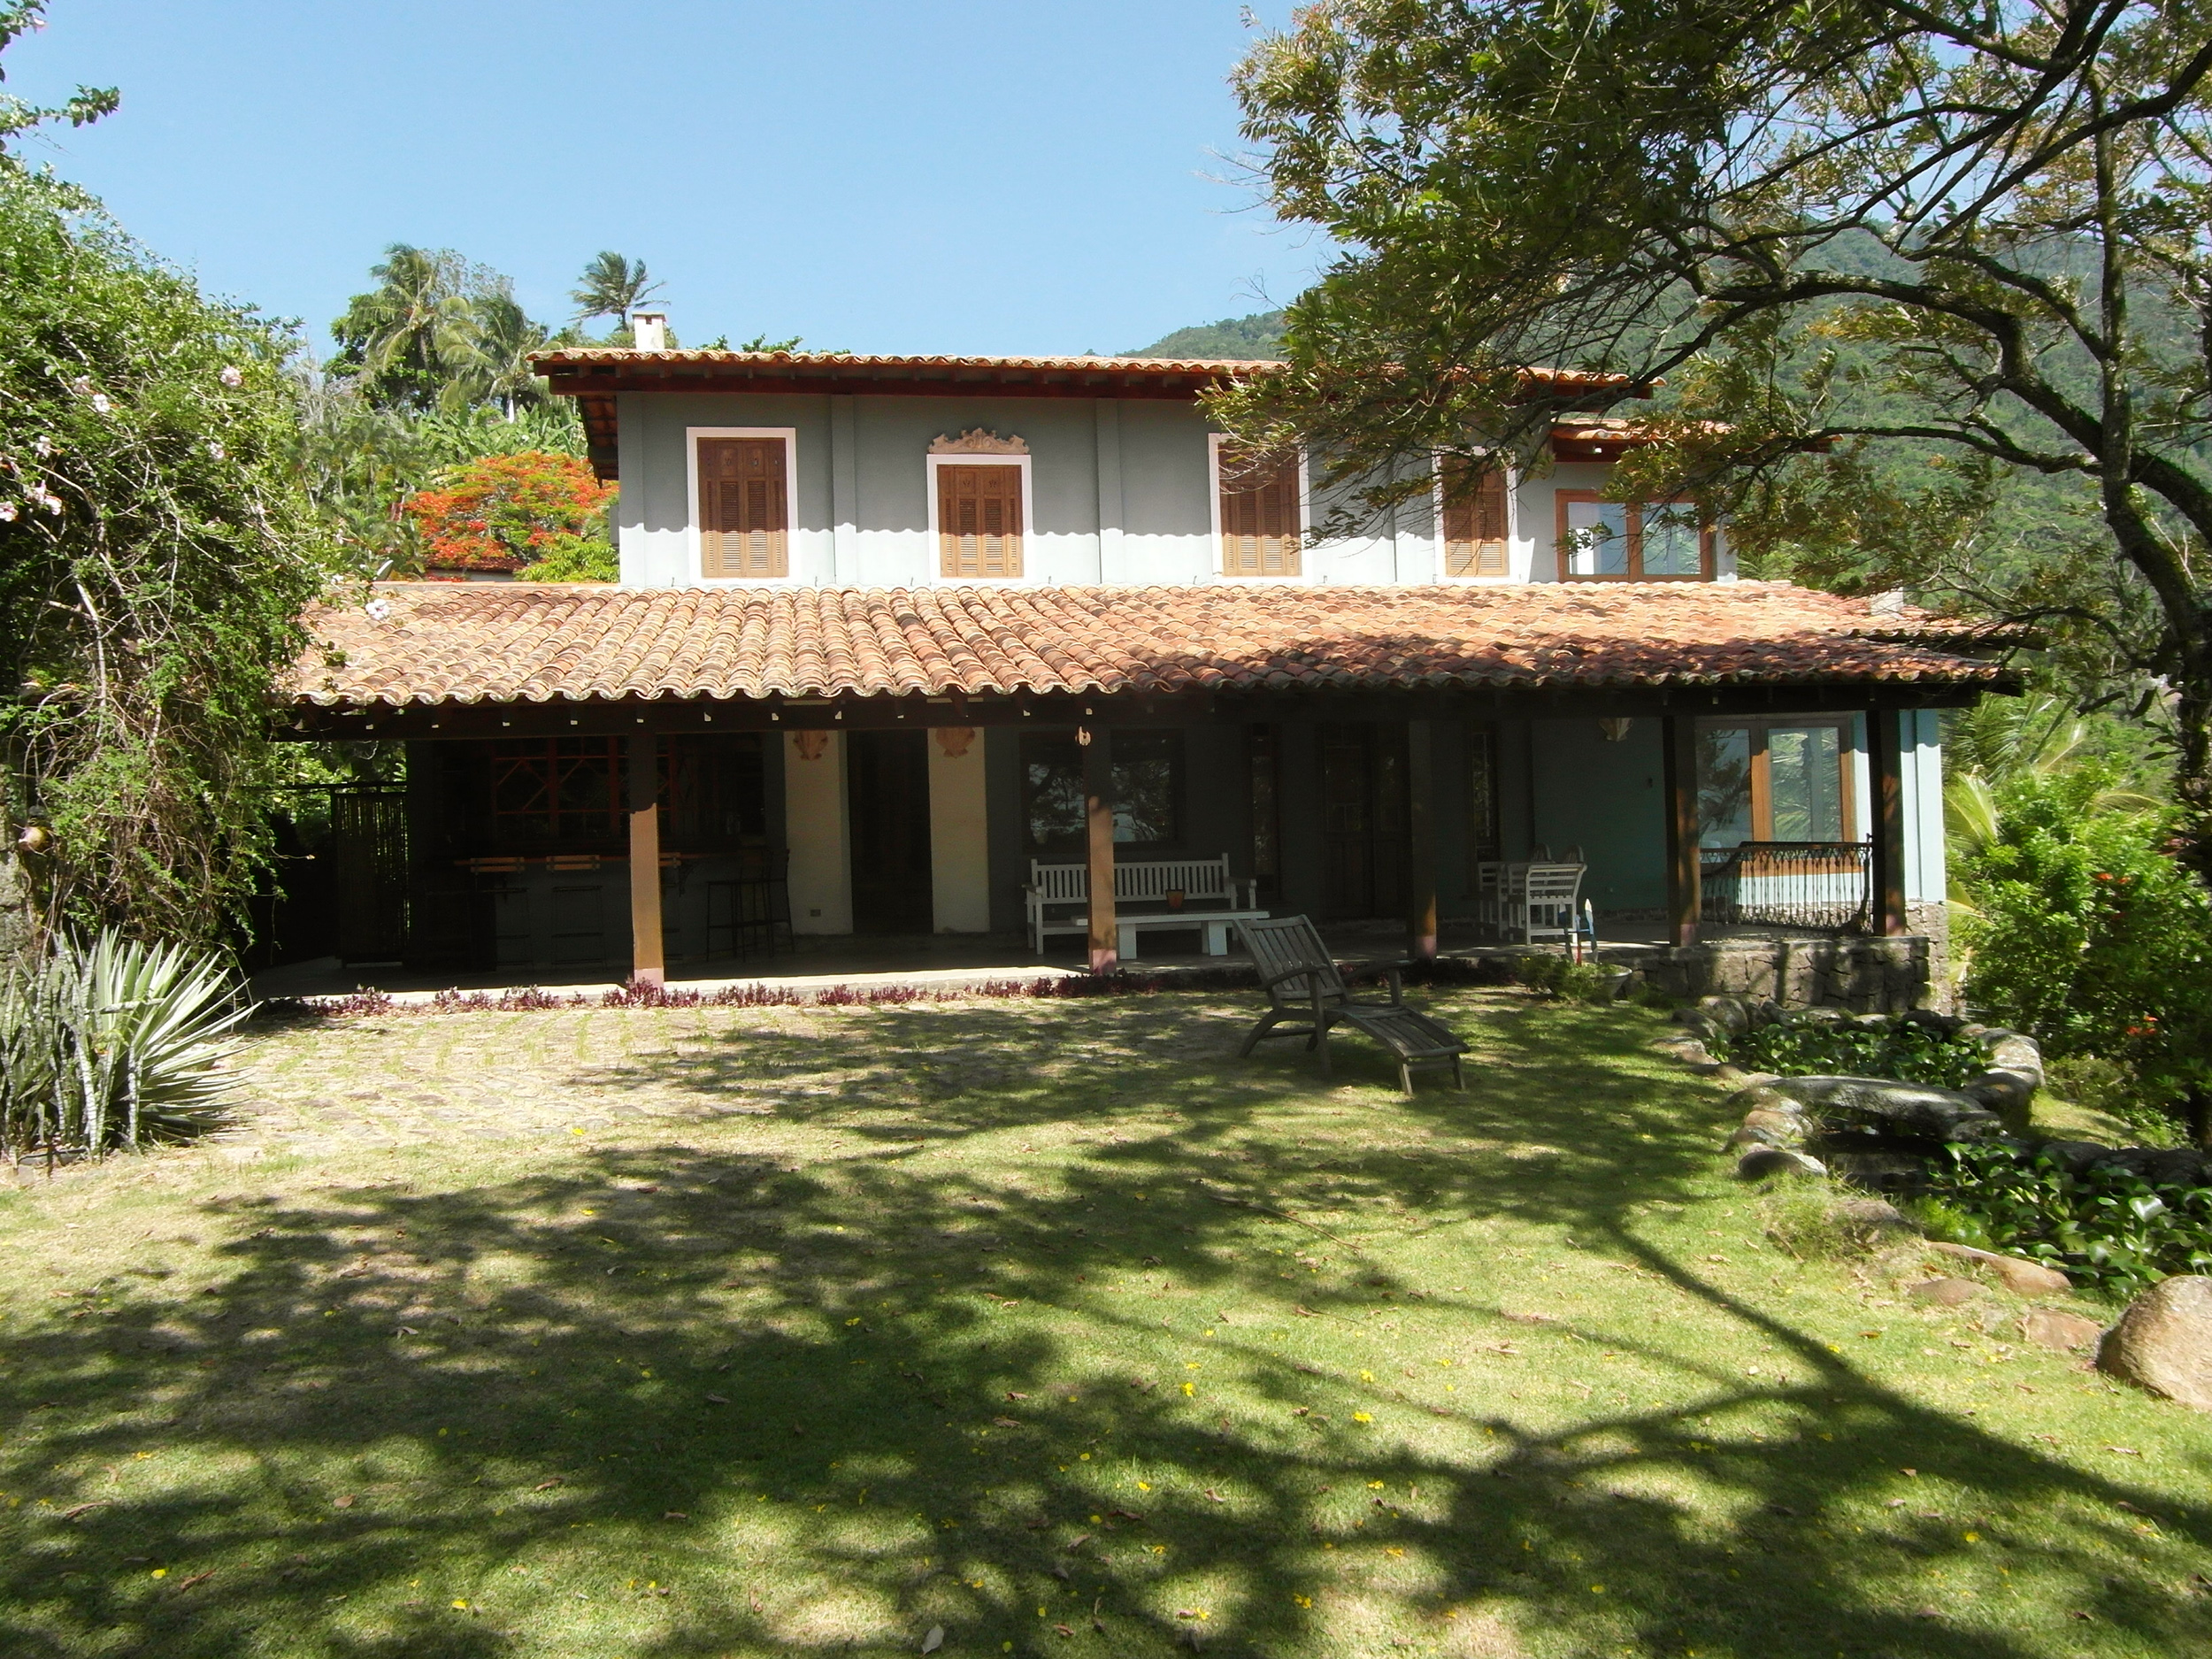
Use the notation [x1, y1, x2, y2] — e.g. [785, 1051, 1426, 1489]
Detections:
[225, 998, 1265, 1157]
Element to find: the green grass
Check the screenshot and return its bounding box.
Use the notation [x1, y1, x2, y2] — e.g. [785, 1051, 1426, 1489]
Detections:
[0, 987, 2207, 1657]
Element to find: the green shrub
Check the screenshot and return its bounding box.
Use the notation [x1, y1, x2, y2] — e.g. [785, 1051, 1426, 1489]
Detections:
[2044, 1053, 2188, 1149]
[1514, 955, 1614, 1002]
[1722, 1019, 1983, 1087]
[1956, 770, 2212, 1138]
[1762, 1183, 1892, 1261]
[1921, 1142, 2212, 1295]
[0, 929, 250, 1156]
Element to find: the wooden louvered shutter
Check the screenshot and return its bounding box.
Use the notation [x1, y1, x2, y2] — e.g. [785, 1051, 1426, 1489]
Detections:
[1217, 444, 1302, 576]
[936, 464, 1025, 579]
[1441, 461, 1509, 577]
[698, 438, 788, 578]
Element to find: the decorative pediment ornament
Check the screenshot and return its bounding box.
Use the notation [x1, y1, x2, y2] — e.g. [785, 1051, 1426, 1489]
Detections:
[928, 429, 1028, 456]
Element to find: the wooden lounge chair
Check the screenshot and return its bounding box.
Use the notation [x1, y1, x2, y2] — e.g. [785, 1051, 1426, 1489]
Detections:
[1236, 915, 1466, 1095]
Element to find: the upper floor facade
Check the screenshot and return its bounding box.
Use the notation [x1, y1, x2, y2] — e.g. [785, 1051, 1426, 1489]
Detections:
[534, 347, 1735, 592]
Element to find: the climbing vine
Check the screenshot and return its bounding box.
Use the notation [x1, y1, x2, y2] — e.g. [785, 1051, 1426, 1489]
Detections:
[0, 158, 327, 945]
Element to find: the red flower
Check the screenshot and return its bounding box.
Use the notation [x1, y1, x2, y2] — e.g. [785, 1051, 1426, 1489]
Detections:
[402, 451, 616, 571]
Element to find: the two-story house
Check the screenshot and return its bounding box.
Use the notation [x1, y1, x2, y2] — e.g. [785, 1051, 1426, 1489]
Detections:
[288, 335, 2011, 995]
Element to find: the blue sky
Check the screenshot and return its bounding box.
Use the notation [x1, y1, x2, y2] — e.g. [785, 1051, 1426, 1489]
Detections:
[6, 0, 1317, 357]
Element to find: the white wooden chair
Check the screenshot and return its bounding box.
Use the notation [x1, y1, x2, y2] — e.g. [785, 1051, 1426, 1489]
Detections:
[1516, 864, 1586, 952]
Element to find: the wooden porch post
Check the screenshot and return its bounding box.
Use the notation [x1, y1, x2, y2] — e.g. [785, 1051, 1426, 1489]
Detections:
[1867, 707, 1909, 937]
[1662, 714, 1701, 948]
[1082, 725, 1117, 973]
[1406, 718, 1438, 961]
[627, 733, 665, 987]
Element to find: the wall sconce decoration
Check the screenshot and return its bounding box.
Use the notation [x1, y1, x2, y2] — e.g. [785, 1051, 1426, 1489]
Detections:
[793, 730, 830, 761]
[933, 726, 976, 759]
[1597, 717, 1634, 742]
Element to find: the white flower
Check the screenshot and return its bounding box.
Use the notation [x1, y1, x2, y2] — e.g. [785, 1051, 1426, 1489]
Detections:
[69, 376, 91, 396]
[219, 365, 244, 388]
[0, 503, 16, 522]
[89, 393, 111, 414]
[33, 436, 50, 457]
[364, 598, 392, 622]
[31, 488, 62, 516]
[206, 441, 226, 460]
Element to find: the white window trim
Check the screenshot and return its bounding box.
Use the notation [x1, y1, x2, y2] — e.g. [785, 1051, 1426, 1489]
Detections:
[687, 426, 800, 584]
[924, 451, 1037, 585]
[1207, 432, 1314, 584]
[1430, 451, 1525, 584]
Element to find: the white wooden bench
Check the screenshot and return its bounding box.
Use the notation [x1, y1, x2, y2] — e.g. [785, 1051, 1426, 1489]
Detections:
[1025, 856, 1263, 956]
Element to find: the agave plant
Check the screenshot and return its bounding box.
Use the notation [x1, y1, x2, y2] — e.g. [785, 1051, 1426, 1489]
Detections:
[0, 930, 251, 1157]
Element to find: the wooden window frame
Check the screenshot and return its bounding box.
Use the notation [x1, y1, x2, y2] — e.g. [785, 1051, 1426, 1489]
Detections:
[1435, 456, 1517, 580]
[688, 427, 798, 583]
[1209, 433, 1310, 581]
[1695, 715, 1858, 850]
[486, 736, 626, 846]
[1555, 490, 1716, 581]
[925, 452, 1033, 583]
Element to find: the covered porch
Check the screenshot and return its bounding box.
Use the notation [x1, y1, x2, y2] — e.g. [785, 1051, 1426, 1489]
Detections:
[273, 581, 2010, 1002]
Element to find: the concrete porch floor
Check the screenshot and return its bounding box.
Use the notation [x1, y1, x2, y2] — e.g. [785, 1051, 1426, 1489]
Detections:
[245, 914, 1828, 1008]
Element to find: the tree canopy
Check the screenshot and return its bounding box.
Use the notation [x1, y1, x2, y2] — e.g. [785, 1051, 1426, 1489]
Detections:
[1218, 0, 2212, 863]
[0, 4, 326, 944]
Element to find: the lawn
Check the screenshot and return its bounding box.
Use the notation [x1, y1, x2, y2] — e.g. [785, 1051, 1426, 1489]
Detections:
[0, 985, 2207, 1658]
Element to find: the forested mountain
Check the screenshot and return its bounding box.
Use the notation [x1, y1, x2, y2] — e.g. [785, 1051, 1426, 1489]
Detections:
[1123, 310, 1286, 359]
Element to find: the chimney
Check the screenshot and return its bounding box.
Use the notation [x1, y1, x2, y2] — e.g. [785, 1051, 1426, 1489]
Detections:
[630, 311, 668, 351]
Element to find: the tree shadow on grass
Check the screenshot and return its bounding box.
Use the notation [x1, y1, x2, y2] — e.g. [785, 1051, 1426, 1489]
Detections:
[0, 995, 2206, 1655]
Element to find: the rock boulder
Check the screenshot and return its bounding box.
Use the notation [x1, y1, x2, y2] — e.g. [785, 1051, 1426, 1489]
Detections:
[1695, 995, 1755, 1036]
[1834, 1197, 1919, 1247]
[2098, 1276, 2212, 1410]
[2022, 1309, 2105, 1351]
[1767, 1076, 2005, 1142]
[1736, 1148, 1826, 1180]
[1926, 1240, 2071, 1296]
[1909, 1277, 1985, 1307]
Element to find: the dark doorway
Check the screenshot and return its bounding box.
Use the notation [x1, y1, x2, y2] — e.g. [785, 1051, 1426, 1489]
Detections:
[1318, 722, 1408, 920]
[848, 730, 933, 933]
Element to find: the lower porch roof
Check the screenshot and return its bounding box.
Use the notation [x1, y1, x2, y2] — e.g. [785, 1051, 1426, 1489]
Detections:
[288, 580, 2018, 733]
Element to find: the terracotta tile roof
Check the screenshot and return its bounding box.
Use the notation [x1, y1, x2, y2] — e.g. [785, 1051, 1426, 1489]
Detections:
[529, 347, 1631, 392]
[294, 582, 2012, 710]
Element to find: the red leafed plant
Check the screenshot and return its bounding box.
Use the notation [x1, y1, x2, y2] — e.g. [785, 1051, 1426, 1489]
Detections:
[402, 450, 617, 574]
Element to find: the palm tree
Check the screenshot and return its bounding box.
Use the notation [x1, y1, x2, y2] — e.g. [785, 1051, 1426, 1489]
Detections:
[449, 293, 550, 418]
[330, 245, 478, 411]
[570, 251, 664, 328]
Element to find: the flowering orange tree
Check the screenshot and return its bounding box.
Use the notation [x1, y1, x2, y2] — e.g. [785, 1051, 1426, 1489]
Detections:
[402, 450, 616, 576]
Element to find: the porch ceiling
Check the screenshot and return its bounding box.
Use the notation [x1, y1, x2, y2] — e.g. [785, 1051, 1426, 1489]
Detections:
[288, 581, 2018, 733]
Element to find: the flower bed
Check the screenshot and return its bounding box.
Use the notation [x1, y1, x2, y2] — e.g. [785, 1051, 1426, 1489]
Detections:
[1666, 994, 2212, 1294]
[1721, 1015, 1986, 1090]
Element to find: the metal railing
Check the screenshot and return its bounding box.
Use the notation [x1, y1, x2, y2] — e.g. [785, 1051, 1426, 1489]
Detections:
[1699, 841, 1871, 932]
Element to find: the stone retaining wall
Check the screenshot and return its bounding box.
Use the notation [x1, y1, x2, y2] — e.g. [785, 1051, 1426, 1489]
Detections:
[1631, 935, 1933, 1013]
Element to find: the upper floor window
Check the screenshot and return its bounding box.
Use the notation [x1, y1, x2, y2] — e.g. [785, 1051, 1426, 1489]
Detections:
[1440, 459, 1509, 578]
[695, 433, 790, 579]
[1556, 491, 1712, 580]
[1213, 439, 1303, 577]
[936, 463, 1025, 579]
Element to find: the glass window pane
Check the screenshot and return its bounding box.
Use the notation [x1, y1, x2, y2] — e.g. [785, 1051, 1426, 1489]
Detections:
[1641, 503, 1703, 576]
[1021, 733, 1084, 854]
[1767, 726, 1844, 840]
[1697, 727, 1753, 847]
[1564, 500, 1630, 576]
[1110, 729, 1181, 844]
